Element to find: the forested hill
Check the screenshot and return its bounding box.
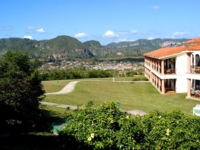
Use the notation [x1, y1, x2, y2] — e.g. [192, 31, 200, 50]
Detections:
[0, 36, 189, 60]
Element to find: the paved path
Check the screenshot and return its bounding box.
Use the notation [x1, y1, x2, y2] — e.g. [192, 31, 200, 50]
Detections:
[45, 81, 79, 95]
[43, 80, 147, 116]
[41, 101, 79, 109]
[41, 101, 146, 116]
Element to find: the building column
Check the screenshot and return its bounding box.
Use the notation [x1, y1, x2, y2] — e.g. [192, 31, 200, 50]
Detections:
[159, 78, 162, 92]
[187, 78, 191, 98]
[161, 79, 165, 94]
[187, 53, 192, 73]
[155, 76, 157, 88]
[161, 60, 164, 75]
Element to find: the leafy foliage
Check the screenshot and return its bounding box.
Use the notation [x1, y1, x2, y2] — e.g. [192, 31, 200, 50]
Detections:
[59, 102, 200, 149]
[59, 102, 143, 149]
[0, 51, 45, 133]
[141, 110, 200, 149]
[40, 69, 113, 80]
[132, 76, 148, 81]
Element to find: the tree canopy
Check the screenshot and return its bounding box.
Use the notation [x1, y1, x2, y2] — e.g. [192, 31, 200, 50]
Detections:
[0, 51, 45, 133]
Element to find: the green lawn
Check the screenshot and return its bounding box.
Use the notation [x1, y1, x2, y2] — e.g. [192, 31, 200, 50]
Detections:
[42, 80, 72, 93]
[43, 78, 200, 115]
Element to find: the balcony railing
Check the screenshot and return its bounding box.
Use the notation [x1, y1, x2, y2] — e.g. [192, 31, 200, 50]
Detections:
[164, 68, 176, 74]
[191, 65, 200, 74]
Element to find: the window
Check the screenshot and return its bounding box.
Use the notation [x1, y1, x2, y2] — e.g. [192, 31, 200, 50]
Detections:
[192, 54, 194, 66]
[195, 54, 200, 66]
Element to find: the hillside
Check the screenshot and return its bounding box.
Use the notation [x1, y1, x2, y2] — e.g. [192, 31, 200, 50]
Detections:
[106, 38, 189, 57]
[0, 36, 190, 60]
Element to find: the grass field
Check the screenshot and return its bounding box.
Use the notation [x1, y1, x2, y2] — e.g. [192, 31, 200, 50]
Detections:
[42, 77, 200, 115]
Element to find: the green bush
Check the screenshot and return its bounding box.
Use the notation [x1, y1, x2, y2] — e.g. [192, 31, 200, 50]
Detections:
[132, 76, 148, 81]
[141, 110, 200, 149]
[59, 102, 143, 149]
[59, 102, 200, 150]
[40, 69, 112, 80]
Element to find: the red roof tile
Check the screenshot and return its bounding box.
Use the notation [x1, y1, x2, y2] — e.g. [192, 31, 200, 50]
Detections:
[144, 46, 185, 58]
[183, 37, 200, 44]
[185, 44, 200, 50]
[144, 37, 200, 59]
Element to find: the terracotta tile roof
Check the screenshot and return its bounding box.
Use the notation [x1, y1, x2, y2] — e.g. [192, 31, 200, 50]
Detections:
[183, 37, 200, 44]
[185, 44, 200, 50]
[144, 46, 185, 58]
[144, 37, 200, 59]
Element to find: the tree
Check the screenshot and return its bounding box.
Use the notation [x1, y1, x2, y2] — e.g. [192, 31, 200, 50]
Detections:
[32, 58, 41, 69]
[0, 51, 45, 133]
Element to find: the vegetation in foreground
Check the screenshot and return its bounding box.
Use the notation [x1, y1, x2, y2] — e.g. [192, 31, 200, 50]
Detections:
[0, 105, 68, 150]
[59, 102, 200, 150]
[0, 51, 45, 134]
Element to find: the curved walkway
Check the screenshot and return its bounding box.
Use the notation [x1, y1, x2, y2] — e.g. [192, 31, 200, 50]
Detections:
[45, 81, 79, 95]
[41, 101, 78, 110]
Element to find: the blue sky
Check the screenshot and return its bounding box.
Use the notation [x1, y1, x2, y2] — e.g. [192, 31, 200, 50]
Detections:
[1, 0, 200, 45]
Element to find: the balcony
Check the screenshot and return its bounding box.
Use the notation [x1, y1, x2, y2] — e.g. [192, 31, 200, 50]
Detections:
[164, 68, 176, 74]
[191, 65, 200, 74]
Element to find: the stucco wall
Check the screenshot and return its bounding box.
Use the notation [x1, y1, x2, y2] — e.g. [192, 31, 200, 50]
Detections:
[175, 54, 187, 93]
[176, 75, 187, 93]
[176, 54, 187, 75]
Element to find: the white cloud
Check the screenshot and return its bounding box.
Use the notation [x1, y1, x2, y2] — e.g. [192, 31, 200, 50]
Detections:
[74, 32, 87, 38]
[103, 30, 119, 38]
[171, 31, 191, 38]
[152, 6, 160, 9]
[27, 26, 46, 33]
[23, 35, 33, 40]
[173, 31, 190, 36]
[147, 37, 154, 40]
[36, 28, 46, 33]
[131, 30, 137, 34]
[119, 38, 127, 42]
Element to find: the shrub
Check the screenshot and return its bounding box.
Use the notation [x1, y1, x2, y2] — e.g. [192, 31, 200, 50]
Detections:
[141, 110, 200, 149]
[59, 102, 200, 149]
[132, 76, 148, 81]
[59, 102, 143, 149]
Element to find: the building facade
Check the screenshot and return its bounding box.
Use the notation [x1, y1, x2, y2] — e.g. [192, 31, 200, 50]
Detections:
[143, 37, 200, 99]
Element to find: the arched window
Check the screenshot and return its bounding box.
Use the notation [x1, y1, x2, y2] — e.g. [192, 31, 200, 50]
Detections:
[195, 54, 200, 66]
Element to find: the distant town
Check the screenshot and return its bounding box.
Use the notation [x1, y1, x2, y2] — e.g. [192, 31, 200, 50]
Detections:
[40, 60, 144, 72]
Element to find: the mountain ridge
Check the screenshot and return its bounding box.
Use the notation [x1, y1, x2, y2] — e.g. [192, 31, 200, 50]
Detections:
[0, 36, 190, 60]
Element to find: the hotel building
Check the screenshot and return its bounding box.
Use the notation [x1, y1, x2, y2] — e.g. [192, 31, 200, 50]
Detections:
[143, 37, 200, 99]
